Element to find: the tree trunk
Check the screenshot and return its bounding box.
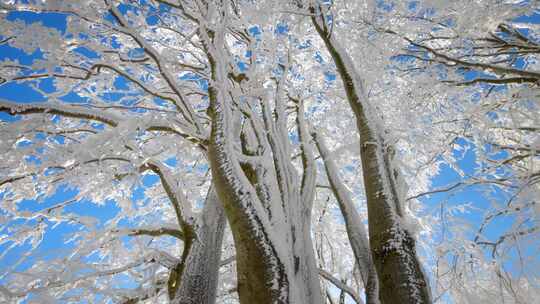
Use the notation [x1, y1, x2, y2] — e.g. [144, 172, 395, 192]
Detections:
[170, 187, 226, 304]
[314, 133, 380, 304]
[207, 72, 323, 304]
[311, 10, 432, 304]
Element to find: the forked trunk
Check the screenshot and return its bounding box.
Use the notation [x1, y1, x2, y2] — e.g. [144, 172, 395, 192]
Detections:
[207, 81, 323, 304]
[205, 24, 323, 304]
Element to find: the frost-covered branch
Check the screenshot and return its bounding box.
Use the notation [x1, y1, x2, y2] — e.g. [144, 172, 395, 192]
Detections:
[477, 225, 539, 258]
[293, 96, 317, 208]
[0, 2, 103, 24]
[111, 227, 184, 240]
[106, 1, 203, 133]
[0, 99, 201, 143]
[406, 38, 540, 80]
[0, 252, 169, 301]
[0, 99, 121, 126]
[143, 159, 194, 230]
[1, 155, 133, 188]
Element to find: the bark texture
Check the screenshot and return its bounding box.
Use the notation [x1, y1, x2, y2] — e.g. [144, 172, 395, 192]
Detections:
[171, 188, 226, 304]
[311, 8, 432, 304]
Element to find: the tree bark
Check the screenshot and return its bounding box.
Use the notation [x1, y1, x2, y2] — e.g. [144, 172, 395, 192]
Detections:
[311, 8, 432, 304]
[171, 187, 226, 304]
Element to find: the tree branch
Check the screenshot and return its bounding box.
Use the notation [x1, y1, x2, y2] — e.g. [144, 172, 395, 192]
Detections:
[112, 227, 184, 240]
[0, 99, 121, 126]
[143, 159, 194, 231]
[106, 1, 203, 133]
[319, 268, 364, 304]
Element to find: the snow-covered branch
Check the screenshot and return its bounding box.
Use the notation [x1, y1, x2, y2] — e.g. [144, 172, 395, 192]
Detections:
[294, 97, 317, 208]
[314, 131, 379, 304]
[111, 226, 184, 240]
[0, 99, 121, 126]
[143, 159, 194, 230]
[106, 1, 203, 133]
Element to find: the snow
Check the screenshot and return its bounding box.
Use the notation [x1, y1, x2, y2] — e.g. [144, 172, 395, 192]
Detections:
[1, 1, 538, 303]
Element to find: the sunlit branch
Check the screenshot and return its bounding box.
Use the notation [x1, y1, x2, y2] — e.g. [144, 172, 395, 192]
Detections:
[0, 253, 169, 300]
[0, 99, 202, 144]
[143, 159, 194, 231]
[0, 156, 133, 187]
[407, 175, 520, 201]
[444, 77, 539, 86]
[120, 283, 166, 304]
[405, 39, 540, 80]
[294, 97, 317, 207]
[474, 201, 537, 244]
[476, 225, 539, 258]
[0, 3, 102, 24]
[152, 0, 199, 23]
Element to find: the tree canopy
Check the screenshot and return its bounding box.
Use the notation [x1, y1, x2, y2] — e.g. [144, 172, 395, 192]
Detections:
[0, 1, 539, 303]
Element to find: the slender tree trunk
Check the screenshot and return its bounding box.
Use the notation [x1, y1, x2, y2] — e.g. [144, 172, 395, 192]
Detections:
[311, 9, 432, 304]
[171, 187, 226, 304]
[314, 133, 380, 304]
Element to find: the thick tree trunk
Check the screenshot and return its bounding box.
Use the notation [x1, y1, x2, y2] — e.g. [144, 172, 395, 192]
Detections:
[311, 12, 432, 304]
[207, 80, 323, 304]
[314, 133, 380, 304]
[171, 188, 226, 304]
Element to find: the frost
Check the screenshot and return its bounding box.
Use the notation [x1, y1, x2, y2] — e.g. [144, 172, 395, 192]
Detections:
[0, 1, 538, 303]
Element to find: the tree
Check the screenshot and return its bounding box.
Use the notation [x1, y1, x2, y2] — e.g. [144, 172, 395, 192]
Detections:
[368, 2, 540, 302]
[305, 2, 432, 303]
[1, 1, 539, 304]
[201, 2, 323, 302]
